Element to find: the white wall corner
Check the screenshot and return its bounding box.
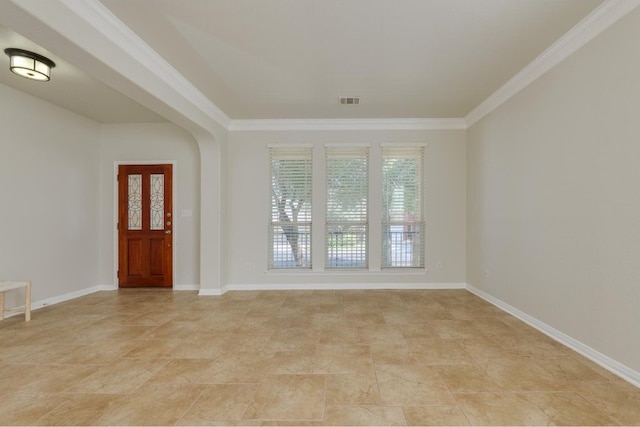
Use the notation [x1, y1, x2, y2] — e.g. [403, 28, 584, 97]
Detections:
[465, 284, 640, 388]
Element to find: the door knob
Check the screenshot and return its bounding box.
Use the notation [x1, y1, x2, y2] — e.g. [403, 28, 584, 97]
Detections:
[165, 230, 171, 235]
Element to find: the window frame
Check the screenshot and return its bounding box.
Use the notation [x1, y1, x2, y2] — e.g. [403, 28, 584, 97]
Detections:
[268, 145, 313, 270]
[325, 145, 370, 270]
[381, 145, 426, 269]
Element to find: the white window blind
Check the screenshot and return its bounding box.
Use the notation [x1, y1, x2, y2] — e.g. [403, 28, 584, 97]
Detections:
[382, 146, 425, 268]
[326, 146, 369, 269]
[269, 146, 312, 269]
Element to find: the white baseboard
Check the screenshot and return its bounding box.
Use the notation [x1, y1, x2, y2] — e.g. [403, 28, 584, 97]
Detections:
[199, 287, 226, 296]
[97, 284, 201, 291]
[1, 285, 114, 319]
[173, 284, 200, 291]
[35, 285, 116, 310]
[198, 282, 466, 296]
[466, 284, 640, 388]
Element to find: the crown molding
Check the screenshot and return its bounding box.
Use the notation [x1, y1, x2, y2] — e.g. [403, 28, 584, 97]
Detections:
[229, 118, 467, 131]
[59, 0, 232, 129]
[465, 0, 640, 127]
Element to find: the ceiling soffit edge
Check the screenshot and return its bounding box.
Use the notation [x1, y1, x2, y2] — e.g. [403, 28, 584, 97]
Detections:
[59, 0, 231, 129]
[465, 0, 640, 127]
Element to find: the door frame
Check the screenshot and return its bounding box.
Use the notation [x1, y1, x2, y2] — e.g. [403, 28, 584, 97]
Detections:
[113, 160, 178, 287]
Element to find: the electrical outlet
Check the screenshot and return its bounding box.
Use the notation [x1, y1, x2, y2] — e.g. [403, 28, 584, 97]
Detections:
[485, 270, 490, 277]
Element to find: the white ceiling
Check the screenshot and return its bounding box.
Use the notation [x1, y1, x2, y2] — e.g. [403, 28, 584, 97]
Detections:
[0, 0, 604, 123]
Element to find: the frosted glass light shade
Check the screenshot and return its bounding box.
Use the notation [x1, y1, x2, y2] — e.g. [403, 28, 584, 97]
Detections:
[4, 48, 55, 82]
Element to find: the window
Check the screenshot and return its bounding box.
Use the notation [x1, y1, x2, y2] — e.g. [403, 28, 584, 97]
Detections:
[269, 146, 312, 269]
[326, 146, 369, 268]
[382, 146, 425, 268]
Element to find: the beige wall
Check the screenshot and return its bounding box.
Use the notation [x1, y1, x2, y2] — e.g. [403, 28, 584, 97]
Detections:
[0, 83, 100, 307]
[467, 7, 640, 372]
[98, 123, 201, 287]
[228, 129, 466, 287]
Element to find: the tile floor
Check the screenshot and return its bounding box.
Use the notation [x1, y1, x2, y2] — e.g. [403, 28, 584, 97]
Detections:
[0, 289, 639, 426]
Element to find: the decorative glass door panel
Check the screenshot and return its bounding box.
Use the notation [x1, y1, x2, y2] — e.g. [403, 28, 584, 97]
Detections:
[118, 164, 173, 287]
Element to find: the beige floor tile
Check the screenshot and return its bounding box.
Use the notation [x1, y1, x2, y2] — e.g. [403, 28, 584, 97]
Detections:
[317, 326, 361, 345]
[34, 394, 120, 426]
[54, 340, 142, 365]
[571, 380, 640, 425]
[145, 358, 213, 385]
[457, 336, 514, 363]
[269, 349, 316, 374]
[430, 320, 482, 338]
[178, 420, 262, 426]
[405, 308, 455, 322]
[498, 333, 573, 357]
[326, 374, 382, 405]
[244, 374, 327, 420]
[406, 338, 476, 365]
[95, 384, 203, 426]
[523, 391, 618, 425]
[124, 310, 179, 326]
[124, 338, 183, 358]
[532, 356, 616, 382]
[455, 392, 552, 425]
[436, 364, 503, 392]
[313, 345, 374, 374]
[375, 364, 456, 406]
[182, 384, 258, 422]
[480, 356, 569, 392]
[403, 406, 470, 426]
[370, 342, 416, 364]
[69, 357, 166, 394]
[0, 393, 67, 426]
[197, 351, 274, 383]
[356, 324, 408, 346]
[265, 327, 320, 351]
[323, 405, 406, 426]
[396, 323, 440, 339]
[309, 291, 344, 305]
[166, 334, 231, 359]
[0, 342, 51, 364]
[15, 364, 98, 394]
[470, 318, 519, 337]
[344, 312, 387, 327]
[0, 289, 636, 426]
[223, 333, 275, 352]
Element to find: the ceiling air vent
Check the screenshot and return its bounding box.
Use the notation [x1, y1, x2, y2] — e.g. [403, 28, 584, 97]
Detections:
[339, 96, 360, 105]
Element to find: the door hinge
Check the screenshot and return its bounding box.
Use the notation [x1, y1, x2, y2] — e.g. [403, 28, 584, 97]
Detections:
[117, 270, 119, 278]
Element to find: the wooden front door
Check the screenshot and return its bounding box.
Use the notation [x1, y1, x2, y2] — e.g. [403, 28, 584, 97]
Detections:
[118, 164, 173, 287]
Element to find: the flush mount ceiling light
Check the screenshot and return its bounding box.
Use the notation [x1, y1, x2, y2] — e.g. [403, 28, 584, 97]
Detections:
[4, 48, 56, 82]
